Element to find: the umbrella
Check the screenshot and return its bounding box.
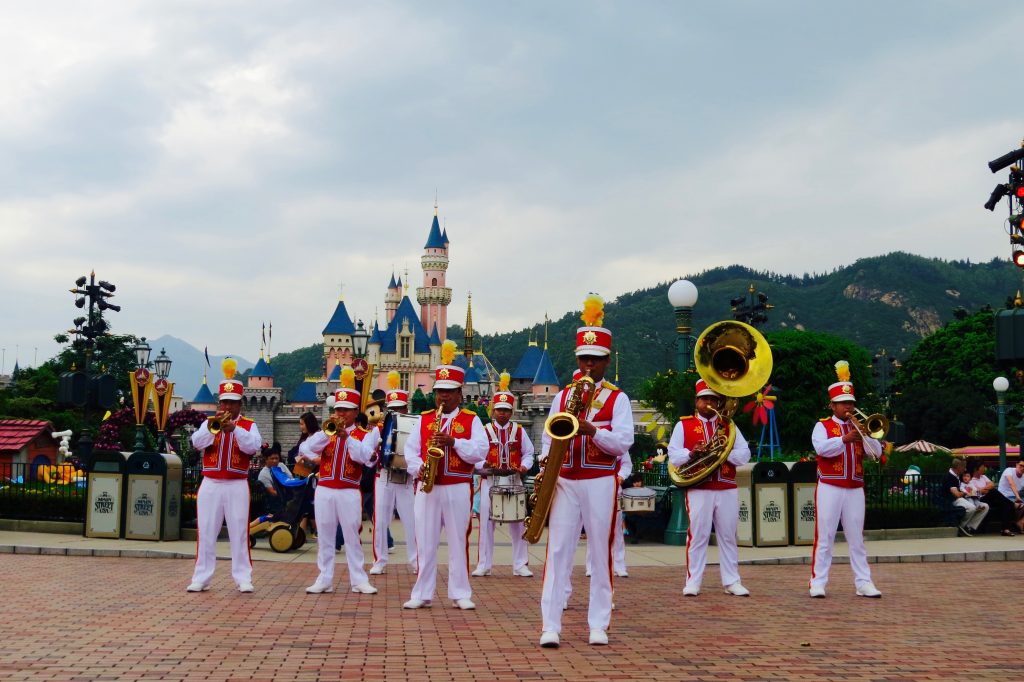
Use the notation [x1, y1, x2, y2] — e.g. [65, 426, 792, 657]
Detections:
[895, 440, 952, 454]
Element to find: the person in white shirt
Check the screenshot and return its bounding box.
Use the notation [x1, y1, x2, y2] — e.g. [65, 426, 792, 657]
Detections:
[997, 459, 1024, 532]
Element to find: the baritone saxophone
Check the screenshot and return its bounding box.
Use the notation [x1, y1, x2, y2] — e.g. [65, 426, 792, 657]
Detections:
[522, 372, 597, 544]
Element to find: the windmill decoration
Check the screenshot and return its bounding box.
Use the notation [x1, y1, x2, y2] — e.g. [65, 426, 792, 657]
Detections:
[743, 384, 780, 460]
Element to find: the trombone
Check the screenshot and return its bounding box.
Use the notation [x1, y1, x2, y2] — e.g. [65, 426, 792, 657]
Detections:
[848, 408, 889, 461]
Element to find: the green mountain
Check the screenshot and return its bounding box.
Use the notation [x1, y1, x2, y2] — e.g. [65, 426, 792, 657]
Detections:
[262, 252, 1024, 398]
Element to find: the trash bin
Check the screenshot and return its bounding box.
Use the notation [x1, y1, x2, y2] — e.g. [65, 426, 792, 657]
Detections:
[125, 451, 184, 541]
[85, 450, 129, 538]
[789, 460, 818, 546]
[735, 464, 754, 547]
[752, 461, 789, 546]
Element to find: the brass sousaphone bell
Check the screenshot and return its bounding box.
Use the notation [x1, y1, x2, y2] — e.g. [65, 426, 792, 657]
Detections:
[667, 320, 773, 488]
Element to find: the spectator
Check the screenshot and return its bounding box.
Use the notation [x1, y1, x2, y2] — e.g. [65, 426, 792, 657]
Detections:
[288, 412, 320, 468]
[997, 459, 1024, 533]
[945, 458, 986, 536]
[969, 460, 1016, 536]
[959, 471, 989, 532]
[257, 444, 291, 517]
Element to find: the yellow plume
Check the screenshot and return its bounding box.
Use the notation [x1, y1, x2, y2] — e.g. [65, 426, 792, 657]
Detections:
[834, 360, 850, 382]
[441, 339, 457, 365]
[387, 370, 401, 389]
[499, 371, 510, 392]
[340, 366, 355, 389]
[580, 293, 604, 327]
[222, 357, 238, 380]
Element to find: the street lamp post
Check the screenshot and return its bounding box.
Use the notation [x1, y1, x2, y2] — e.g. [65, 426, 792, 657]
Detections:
[664, 280, 699, 546]
[154, 348, 173, 452]
[132, 338, 152, 452]
[994, 376, 1009, 471]
[352, 320, 369, 360]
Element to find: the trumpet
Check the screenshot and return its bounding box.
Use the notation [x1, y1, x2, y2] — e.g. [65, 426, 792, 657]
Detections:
[323, 416, 341, 437]
[420, 405, 445, 493]
[208, 411, 231, 435]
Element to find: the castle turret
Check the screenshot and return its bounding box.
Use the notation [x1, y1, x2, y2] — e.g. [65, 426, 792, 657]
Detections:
[417, 204, 452, 343]
[248, 354, 274, 389]
[322, 295, 355, 379]
[385, 273, 401, 324]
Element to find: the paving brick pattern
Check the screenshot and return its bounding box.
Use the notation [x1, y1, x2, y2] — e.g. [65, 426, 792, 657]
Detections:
[0, 555, 1011, 681]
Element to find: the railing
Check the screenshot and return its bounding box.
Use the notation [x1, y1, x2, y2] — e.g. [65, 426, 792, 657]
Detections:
[0, 462, 87, 522]
[864, 471, 958, 530]
[180, 466, 268, 528]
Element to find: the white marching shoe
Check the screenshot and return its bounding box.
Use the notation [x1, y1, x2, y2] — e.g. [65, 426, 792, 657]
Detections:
[403, 598, 431, 609]
[352, 583, 378, 594]
[453, 598, 476, 610]
[186, 582, 209, 592]
[306, 580, 334, 594]
[471, 566, 491, 577]
[856, 582, 882, 598]
[724, 582, 750, 597]
[237, 582, 254, 593]
[368, 563, 386, 575]
[539, 631, 560, 648]
[513, 566, 534, 577]
[585, 569, 592, 577]
[682, 585, 700, 597]
[588, 629, 609, 646]
[614, 570, 629, 577]
[809, 585, 826, 598]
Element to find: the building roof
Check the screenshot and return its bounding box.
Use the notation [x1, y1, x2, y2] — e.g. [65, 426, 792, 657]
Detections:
[291, 381, 319, 404]
[377, 296, 431, 354]
[453, 355, 481, 384]
[369, 321, 382, 345]
[250, 357, 273, 377]
[533, 349, 560, 386]
[328, 364, 342, 381]
[429, 324, 441, 346]
[192, 381, 217, 404]
[424, 214, 446, 249]
[388, 273, 397, 289]
[512, 345, 544, 380]
[322, 300, 355, 335]
[0, 420, 53, 453]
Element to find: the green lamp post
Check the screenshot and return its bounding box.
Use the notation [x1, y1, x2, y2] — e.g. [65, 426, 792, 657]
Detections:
[994, 376, 1009, 472]
[664, 279, 698, 546]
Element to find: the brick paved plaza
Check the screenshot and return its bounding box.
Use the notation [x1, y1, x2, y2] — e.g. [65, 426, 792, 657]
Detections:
[0, 553, 1012, 681]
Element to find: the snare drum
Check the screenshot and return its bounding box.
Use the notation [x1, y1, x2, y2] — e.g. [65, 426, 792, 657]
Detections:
[489, 485, 528, 523]
[489, 471, 521, 488]
[619, 487, 657, 515]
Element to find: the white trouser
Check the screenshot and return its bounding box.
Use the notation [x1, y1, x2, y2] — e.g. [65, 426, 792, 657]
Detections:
[684, 488, 740, 590]
[410, 482, 473, 602]
[954, 498, 989, 530]
[191, 478, 251, 587]
[810, 483, 872, 590]
[476, 476, 529, 572]
[313, 486, 368, 587]
[583, 511, 626, 576]
[372, 474, 417, 568]
[541, 476, 617, 634]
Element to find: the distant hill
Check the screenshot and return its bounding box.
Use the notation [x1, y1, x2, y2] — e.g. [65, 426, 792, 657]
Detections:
[153, 335, 253, 399]
[224, 252, 1024, 398]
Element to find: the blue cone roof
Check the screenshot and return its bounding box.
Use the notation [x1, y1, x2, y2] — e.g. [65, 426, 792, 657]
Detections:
[369, 322, 382, 345]
[328, 364, 341, 381]
[424, 215, 445, 249]
[192, 381, 217, 404]
[388, 273, 397, 289]
[533, 350, 559, 385]
[512, 345, 543, 380]
[251, 357, 273, 377]
[291, 381, 319, 403]
[378, 296, 431, 354]
[322, 300, 355, 335]
[429, 325, 441, 346]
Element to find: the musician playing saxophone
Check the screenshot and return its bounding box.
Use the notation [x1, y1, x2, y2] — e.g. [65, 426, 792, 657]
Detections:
[808, 361, 883, 599]
[539, 295, 634, 649]
[402, 340, 487, 610]
[667, 379, 751, 598]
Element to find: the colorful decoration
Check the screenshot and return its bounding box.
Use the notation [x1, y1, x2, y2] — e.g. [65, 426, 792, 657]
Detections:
[441, 339, 457, 365]
[387, 370, 401, 389]
[743, 384, 781, 460]
[340, 366, 355, 390]
[581, 293, 604, 327]
[742, 384, 777, 426]
[834, 360, 850, 382]
[222, 357, 238, 380]
[498, 371, 510, 392]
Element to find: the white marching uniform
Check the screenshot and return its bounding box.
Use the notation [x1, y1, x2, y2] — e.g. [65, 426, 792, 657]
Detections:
[571, 453, 632, 599]
[539, 387, 634, 635]
[810, 416, 881, 591]
[667, 414, 750, 591]
[190, 418, 262, 588]
[405, 409, 488, 603]
[371, 468, 417, 571]
[299, 426, 380, 587]
[474, 422, 535, 574]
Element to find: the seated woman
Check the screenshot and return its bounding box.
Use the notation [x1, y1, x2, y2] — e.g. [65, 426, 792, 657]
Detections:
[971, 460, 1017, 536]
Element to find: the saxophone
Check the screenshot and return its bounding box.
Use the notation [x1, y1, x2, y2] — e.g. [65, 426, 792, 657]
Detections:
[523, 372, 597, 544]
[419, 405, 445, 493]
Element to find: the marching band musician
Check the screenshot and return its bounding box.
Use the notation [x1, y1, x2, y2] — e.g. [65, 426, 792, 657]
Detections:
[188, 358, 262, 593]
[472, 372, 535, 578]
[539, 295, 634, 649]
[809, 361, 882, 599]
[667, 379, 751, 598]
[298, 368, 381, 595]
[369, 371, 418, 576]
[402, 340, 488, 610]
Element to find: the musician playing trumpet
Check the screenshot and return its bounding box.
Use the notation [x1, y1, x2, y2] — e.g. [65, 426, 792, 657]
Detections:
[808, 361, 882, 599]
[668, 379, 751, 598]
[402, 340, 487, 610]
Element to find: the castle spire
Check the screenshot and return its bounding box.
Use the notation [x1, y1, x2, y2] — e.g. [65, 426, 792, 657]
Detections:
[464, 292, 474, 359]
[544, 313, 549, 350]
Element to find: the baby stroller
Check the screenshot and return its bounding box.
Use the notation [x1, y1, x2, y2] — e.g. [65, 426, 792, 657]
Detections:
[249, 467, 316, 553]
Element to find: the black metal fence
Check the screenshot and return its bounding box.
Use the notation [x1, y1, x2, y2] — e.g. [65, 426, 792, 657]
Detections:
[0, 462, 87, 522]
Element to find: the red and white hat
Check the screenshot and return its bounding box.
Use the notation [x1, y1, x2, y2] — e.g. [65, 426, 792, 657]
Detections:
[333, 388, 361, 409]
[695, 379, 719, 398]
[576, 294, 612, 357]
[386, 389, 409, 408]
[491, 392, 515, 411]
[828, 382, 856, 402]
[434, 340, 464, 390]
[219, 358, 243, 401]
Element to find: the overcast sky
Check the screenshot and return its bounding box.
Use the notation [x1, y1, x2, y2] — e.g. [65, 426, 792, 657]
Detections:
[3, 1, 1022, 374]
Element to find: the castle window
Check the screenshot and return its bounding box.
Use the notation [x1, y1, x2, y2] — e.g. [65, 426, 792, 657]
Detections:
[402, 373, 411, 391]
[432, 277, 437, 286]
[400, 336, 411, 359]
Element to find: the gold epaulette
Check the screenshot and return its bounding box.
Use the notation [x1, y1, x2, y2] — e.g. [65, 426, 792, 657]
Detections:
[679, 414, 694, 422]
[461, 408, 477, 415]
[421, 409, 435, 416]
[602, 380, 619, 391]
